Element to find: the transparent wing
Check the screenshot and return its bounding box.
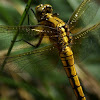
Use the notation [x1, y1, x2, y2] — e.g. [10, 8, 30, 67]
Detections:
[68, 0, 100, 34]
[0, 25, 59, 37]
[0, 45, 60, 73]
[0, 25, 59, 55]
[0, 25, 61, 73]
[71, 22, 100, 63]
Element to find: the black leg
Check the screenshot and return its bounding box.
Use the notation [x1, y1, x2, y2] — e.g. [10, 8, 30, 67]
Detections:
[12, 34, 44, 48]
[27, 8, 43, 48]
[30, 8, 36, 18]
[23, 34, 44, 48]
[20, 7, 43, 48]
[23, 39, 36, 47]
[25, 33, 44, 48]
[35, 34, 44, 48]
[12, 39, 37, 48]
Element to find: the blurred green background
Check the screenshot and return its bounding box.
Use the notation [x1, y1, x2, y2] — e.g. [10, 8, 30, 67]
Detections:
[0, 0, 100, 100]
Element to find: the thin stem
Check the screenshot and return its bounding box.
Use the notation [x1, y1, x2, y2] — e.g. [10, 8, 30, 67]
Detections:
[0, 0, 32, 71]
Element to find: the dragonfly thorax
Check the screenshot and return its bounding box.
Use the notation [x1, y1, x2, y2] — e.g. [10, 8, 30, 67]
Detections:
[35, 4, 53, 22]
[35, 4, 72, 52]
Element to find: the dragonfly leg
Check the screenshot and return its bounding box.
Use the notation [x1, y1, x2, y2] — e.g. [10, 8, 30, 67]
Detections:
[30, 8, 36, 18]
[34, 33, 44, 48]
[11, 39, 36, 47]
[23, 34, 44, 48]
[23, 39, 37, 47]
[11, 33, 44, 48]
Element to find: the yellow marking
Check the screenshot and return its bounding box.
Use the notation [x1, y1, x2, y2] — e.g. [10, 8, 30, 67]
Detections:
[74, 86, 85, 97]
[59, 27, 65, 32]
[31, 29, 44, 32]
[45, 13, 65, 28]
[64, 65, 77, 77]
[82, 97, 86, 100]
[60, 57, 66, 61]
[63, 36, 69, 43]
[69, 75, 80, 88]
[77, 86, 85, 97]
[61, 55, 74, 67]
[61, 60, 67, 66]
[68, 59, 74, 66]
[60, 53, 66, 57]
[64, 47, 73, 56]
[66, 55, 73, 60]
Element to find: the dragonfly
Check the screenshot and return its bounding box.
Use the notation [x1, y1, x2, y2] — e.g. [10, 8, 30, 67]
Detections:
[0, 0, 100, 100]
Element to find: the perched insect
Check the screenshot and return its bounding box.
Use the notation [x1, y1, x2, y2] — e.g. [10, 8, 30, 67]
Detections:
[0, 0, 100, 100]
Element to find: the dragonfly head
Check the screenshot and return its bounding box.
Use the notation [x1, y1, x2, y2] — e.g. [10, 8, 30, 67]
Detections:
[35, 4, 53, 22]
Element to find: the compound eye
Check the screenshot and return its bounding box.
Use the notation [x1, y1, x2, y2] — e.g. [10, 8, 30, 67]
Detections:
[35, 4, 43, 11]
[46, 7, 52, 13]
[44, 4, 53, 13]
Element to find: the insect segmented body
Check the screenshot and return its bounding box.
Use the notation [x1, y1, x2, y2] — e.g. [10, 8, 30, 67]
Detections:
[35, 4, 86, 100]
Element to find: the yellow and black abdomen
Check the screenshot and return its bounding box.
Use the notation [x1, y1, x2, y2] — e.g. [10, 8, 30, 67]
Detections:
[39, 12, 86, 100]
[60, 46, 86, 100]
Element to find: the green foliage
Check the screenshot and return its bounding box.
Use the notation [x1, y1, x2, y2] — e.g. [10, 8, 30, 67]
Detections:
[0, 0, 100, 100]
